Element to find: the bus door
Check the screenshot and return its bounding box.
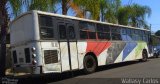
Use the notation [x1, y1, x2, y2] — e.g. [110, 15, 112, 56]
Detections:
[58, 22, 79, 72]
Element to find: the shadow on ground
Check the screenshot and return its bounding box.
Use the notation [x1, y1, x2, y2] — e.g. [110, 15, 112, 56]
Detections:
[3, 60, 151, 84]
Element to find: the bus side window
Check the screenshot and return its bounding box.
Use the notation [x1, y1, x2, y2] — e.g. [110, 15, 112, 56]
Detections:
[39, 15, 54, 39]
[139, 30, 144, 41]
[97, 24, 110, 40]
[111, 26, 121, 40]
[79, 21, 96, 39]
[68, 26, 75, 39]
[130, 29, 135, 41]
[127, 28, 131, 35]
[88, 32, 96, 39]
[80, 30, 88, 39]
[59, 25, 66, 39]
[121, 28, 127, 34]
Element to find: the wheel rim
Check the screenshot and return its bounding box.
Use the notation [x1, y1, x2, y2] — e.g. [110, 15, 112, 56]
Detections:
[143, 52, 147, 61]
[86, 58, 94, 68]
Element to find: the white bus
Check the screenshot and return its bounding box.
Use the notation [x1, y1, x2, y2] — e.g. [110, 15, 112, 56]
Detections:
[10, 10, 151, 74]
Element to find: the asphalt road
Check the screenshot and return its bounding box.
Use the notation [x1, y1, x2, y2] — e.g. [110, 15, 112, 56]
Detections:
[3, 58, 160, 84]
[50, 58, 160, 84]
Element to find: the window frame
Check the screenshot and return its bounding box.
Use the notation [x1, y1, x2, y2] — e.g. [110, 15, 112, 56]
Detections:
[79, 21, 97, 40]
[97, 24, 110, 40]
[39, 15, 55, 40]
[110, 26, 122, 41]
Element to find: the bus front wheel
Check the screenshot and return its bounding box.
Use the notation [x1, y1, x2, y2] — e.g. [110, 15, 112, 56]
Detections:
[83, 55, 97, 74]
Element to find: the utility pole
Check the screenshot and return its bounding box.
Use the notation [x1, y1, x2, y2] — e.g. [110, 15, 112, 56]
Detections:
[0, 0, 7, 77]
[149, 24, 152, 54]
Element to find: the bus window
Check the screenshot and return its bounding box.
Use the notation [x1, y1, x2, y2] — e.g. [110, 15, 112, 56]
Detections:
[112, 33, 121, 40]
[104, 33, 110, 39]
[97, 24, 110, 40]
[79, 21, 96, 39]
[97, 24, 104, 32]
[89, 32, 96, 39]
[97, 33, 104, 39]
[111, 26, 121, 40]
[79, 21, 96, 32]
[59, 25, 66, 39]
[68, 26, 75, 39]
[39, 15, 54, 39]
[121, 28, 127, 34]
[127, 29, 131, 35]
[103, 25, 110, 32]
[80, 30, 88, 39]
[40, 27, 54, 39]
[39, 15, 53, 27]
[134, 29, 138, 34]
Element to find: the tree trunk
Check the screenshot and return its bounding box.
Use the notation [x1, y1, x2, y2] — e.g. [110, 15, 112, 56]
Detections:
[0, 0, 7, 77]
[62, 0, 68, 15]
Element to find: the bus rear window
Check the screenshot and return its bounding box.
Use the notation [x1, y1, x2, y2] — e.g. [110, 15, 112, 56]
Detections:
[39, 15, 54, 39]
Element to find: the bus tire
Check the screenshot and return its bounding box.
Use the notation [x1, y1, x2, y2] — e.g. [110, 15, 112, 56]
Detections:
[140, 50, 148, 62]
[156, 55, 159, 58]
[83, 55, 97, 74]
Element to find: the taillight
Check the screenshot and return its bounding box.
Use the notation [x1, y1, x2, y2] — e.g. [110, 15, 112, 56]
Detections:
[31, 47, 36, 52]
[31, 47, 37, 65]
[32, 54, 36, 58]
[32, 60, 37, 65]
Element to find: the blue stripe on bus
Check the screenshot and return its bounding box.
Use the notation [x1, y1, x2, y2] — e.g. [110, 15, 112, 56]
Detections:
[121, 35, 137, 61]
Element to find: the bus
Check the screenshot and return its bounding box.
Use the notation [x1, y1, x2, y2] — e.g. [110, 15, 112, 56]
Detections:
[10, 10, 152, 74]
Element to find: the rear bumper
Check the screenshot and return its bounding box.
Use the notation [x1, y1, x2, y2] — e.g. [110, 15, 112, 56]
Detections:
[13, 65, 42, 74]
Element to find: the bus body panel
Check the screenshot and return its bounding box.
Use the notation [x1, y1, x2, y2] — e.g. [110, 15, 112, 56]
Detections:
[10, 13, 36, 46]
[77, 42, 87, 69]
[40, 42, 61, 73]
[10, 10, 152, 74]
[59, 42, 70, 71]
[11, 42, 42, 74]
[69, 42, 79, 70]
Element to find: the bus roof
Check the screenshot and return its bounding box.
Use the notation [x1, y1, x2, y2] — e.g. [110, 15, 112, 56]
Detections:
[10, 10, 150, 31]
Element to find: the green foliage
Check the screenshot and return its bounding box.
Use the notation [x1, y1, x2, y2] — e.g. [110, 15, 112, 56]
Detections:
[155, 30, 160, 36]
[105, 0, 121, 23]
[8, 0, 151, 29]
[151, 35, 160, 46]
[73, 0, 101, 20]
[8, 0, 22, 16]
[8, 0, 58, 17]
[117, 4, 151, 28]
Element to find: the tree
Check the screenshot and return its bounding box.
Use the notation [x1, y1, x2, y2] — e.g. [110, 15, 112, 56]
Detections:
[0, 0, 8, 77]
[129, 4, 151, 27]
[104, 0, 121, 23]
[117, 4, 151, 28]
[73, 0, 101, 20]
[9, 0, 58, 17]
[99, 0, 108, 21]
[117, 6, 130, 25]
[155, 30, 160, 36]
[61, 0, 68, 15]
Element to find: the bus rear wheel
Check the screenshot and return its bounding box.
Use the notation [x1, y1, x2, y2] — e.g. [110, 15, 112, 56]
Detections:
[83, 55, 97, 74]
[140, 50, 148, 62]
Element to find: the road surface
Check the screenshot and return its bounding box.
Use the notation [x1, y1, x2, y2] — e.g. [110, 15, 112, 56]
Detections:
[3, 58, 160, 84]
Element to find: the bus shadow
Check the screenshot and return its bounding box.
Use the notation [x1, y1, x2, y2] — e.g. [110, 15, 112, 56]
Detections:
[96, 60, 141, 72]
[8, 60, 147, 84]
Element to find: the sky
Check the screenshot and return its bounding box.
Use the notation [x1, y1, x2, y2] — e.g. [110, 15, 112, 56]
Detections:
[121, 0, 160, 32]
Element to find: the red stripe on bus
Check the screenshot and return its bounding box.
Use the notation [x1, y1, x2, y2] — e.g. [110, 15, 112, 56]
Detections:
[86, 41, 112, 56]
